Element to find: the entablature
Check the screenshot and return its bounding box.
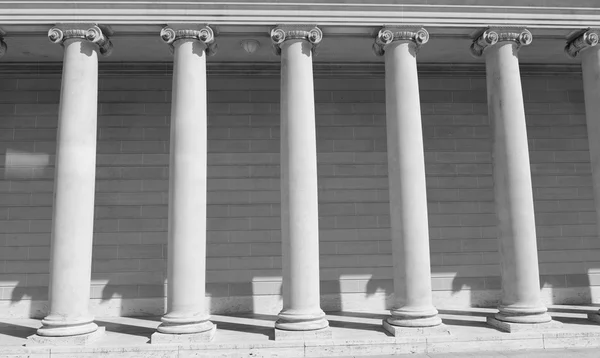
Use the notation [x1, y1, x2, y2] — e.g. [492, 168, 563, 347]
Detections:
[1, 1, 600, 30]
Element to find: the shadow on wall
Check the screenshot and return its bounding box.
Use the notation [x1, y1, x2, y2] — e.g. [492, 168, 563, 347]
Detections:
[10, 282, 48, 319]
[3, 149, 53, 319]
[449, 266, 593, 307]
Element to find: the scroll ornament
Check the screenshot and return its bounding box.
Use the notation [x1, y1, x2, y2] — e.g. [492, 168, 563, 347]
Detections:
[48, 25, 112, 56]
[373, 27, 429, 56]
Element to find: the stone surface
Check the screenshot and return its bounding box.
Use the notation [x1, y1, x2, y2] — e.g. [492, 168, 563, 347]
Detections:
[274, 327, 332, 341]
[1, 72, 599, 317]
[484, 36, 549, 323]
[3, 313, 600, 357]
[382, 320, 450, 337]
[156, 28, 214, 337]
[382, 31, 440, 326]
[26, 326, 105, 346]
[275, 32, 328, 332]
[487, 316, 563, 333]
[150, 325, 216, 344]
[581, 43, 600, 257]
[39, 28, 102, 337]
[589, 313, 600, 323]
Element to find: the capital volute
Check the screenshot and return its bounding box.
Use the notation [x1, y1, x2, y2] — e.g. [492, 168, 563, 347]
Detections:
[270, 25, 323, 56]
[160, 24, 217, 56]
[565, 29, 599, 58]
[48, 24, 113, 56]
[373, 27, 429, 56]
[470, 28, 532, 57]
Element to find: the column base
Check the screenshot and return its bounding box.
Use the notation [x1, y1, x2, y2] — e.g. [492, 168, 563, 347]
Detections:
[382, 320, 450, 337]
[487, 316, 562, 333]
[151, 325, 216, 344]
[274, 327, 332, 341]
[588, 313, 600, 324]
[495, 305, 552, 324]
[275, 309, 329, 331]
[387, 307, 442, 327]
[156, 315, 214, 335]
[26, 326, 105, 346]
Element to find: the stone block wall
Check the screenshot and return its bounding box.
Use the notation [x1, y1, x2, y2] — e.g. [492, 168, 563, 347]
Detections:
[0, 72, 598, 318]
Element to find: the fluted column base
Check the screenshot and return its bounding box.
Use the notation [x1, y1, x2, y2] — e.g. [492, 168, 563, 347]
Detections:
[151, 314, 215, 343]
[275, 309, 329, 331]
[495, 305, 552, 324]
[27, 326, 105, 346]
[156, 314, 214, 333]
[35, 315, 99, 337]
[151, 325, 216, 344]
[386, 306, 442, 328]
[383, 320, 449, 337]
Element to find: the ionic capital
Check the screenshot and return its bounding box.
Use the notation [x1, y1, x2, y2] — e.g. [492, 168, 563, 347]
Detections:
[160, 24, 217, 56]
[270, 25, 323, 56]
[373, 27, 429, 56]
[48, 24, 112, 56]
[470, 28, 532, 57]
[565, 29, 599, 58]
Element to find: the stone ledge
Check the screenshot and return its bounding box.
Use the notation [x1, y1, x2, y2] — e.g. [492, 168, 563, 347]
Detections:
[26, 326, 105, 346]
[274, 327, 332, 341]
[382, 320, 451, 337]
[487, 317, 563, 333]
[150, 325, 216, 344]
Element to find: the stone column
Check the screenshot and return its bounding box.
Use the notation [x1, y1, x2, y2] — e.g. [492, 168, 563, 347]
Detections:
[372, 27, 443, 336]
[0, 29, 6, 57]
[29, 24, 112, 345]
[270, 25, 331, 341]
[151, 25, 217, 344]
[471, 28, 556, 332]
[565, 29, 600, 324]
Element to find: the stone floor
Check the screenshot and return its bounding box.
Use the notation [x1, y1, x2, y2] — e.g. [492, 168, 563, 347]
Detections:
[0, 306, 599, 357]
[342, 348, 600, 357]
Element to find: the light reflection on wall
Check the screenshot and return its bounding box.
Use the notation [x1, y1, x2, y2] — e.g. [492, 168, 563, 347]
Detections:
[4, 149, 50, 178]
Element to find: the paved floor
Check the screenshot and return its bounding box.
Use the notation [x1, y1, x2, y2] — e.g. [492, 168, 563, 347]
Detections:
[334, 348, 600, 357]
[1, 307, 599, 357]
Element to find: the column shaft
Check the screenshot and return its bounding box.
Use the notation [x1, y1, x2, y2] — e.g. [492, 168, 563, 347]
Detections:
[276, 38, 328, 332]
[38, 38, 99, 337]
[582, 46, 600, 237]
[157, 38, 214, 336]
[384, 41, 440, 327]
[581, 43, 600, 322]
[485, 42, 550, 323]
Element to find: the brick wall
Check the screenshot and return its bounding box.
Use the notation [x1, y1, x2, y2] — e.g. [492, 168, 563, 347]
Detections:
[0, 72, 598, 318]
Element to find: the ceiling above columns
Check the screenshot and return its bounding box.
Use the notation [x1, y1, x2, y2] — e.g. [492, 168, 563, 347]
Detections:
[0, 1, 599, 64]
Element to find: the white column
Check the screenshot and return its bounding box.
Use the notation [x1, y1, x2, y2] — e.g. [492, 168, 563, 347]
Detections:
[471, 29, 552, 328]
[151, 25, 217, 344]
[270, 26, 330, 340]
[33, 25, 111, 342]
[566, 29, 600, 323]
[0, 31, 6, 57]
[373, 28, 442, 331]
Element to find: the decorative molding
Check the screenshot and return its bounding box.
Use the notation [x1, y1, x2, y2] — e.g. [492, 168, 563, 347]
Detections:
[470, 28, 533, 57]
[373, 27, 429, 56]
[47, 24, 113, 56]
[1, 2, 600, 31]
[270, 25, 323, 56]
[0, 62, 583, 78]
[160, 25, 217, 56]
[0, 28, 6, 58]
[565, 28, 599, 58]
